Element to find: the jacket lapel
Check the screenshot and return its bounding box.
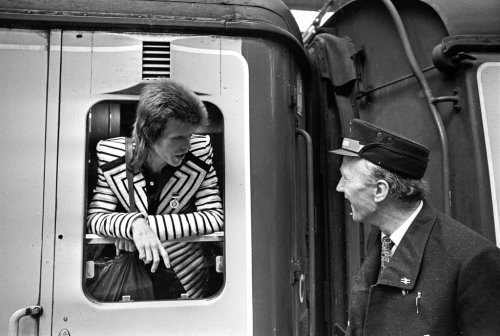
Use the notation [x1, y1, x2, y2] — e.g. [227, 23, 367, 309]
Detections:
[157, 152, 209, 214]
[377, 200, 438, 290]
[102, 161, 148, 214]
[352, 228, 383, 291]
[102, 151, 209, 215]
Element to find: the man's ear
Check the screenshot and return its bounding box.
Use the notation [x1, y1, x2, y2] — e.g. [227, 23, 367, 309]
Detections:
[374, 180, 390, 203]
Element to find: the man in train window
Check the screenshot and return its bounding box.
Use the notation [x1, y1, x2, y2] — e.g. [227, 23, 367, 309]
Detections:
[332, 118, 500, 335]
[87, 79, 224, 300]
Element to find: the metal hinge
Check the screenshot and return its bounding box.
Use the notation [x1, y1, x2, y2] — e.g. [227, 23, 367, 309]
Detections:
[290, 258, 301, 284]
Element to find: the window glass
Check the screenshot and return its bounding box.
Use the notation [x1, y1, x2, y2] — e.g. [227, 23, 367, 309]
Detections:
[478, 62, 500, 246]
[84, 100, 225, 301]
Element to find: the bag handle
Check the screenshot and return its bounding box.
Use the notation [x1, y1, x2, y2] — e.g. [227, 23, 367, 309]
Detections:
[125, 137, 137, 212]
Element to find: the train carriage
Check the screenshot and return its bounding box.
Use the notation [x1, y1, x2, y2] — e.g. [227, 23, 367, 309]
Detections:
[1, 1, 312, 335]
[1, 0, 499, 335]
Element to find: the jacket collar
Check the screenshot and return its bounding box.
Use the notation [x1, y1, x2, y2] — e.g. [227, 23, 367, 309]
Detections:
[376, 200, 437, 290]
[101, 151, 209, 215]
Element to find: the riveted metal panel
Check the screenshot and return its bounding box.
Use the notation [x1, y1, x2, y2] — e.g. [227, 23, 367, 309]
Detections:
[51, 32, 253, 335]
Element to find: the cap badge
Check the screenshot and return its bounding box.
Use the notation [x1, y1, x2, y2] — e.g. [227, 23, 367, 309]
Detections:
[341, 137, 364, 153]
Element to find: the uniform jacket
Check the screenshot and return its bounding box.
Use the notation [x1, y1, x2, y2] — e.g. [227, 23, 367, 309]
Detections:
[348, 200, 500, 336]
[87, 135, 223, 298]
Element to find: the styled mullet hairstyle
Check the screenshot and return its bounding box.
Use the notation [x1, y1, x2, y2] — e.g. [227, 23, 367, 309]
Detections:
[131, 79, 208, 167]
[367, 163, 429, 203]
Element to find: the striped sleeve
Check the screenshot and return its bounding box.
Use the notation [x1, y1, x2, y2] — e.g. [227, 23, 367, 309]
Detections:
[86, 139, 144, 239]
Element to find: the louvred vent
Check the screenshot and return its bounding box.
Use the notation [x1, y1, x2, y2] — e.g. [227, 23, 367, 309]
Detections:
[142, 41, 171, 79]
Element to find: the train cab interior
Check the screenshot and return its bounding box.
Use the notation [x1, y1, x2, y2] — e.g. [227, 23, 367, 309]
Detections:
[84, 98, 225, 301]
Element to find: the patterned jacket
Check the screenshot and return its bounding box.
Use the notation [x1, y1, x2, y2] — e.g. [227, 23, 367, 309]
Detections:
[87, 135, 224, 298]
[347, 200, 500, 336]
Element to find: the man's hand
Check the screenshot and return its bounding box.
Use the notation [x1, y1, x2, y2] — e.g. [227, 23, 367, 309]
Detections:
[131, 217, 171, 272]
[114, 238, 137, 253]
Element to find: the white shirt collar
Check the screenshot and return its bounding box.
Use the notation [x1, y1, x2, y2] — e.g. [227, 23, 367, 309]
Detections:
[382, 201, 423, 250]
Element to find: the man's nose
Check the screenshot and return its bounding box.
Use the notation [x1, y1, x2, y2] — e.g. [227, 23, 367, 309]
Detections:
[336, 177, 344, 192]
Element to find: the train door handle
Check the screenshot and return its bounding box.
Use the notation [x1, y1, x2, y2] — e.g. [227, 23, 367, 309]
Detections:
[299, 273, 305, 303]
[8, 306, 43, 336]
[296, 128, 316, 335]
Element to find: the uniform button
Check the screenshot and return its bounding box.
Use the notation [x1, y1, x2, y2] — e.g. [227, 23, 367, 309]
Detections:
[150, 181, 155, 186]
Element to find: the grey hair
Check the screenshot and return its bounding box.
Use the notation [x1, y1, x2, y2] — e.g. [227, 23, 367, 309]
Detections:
[366, 163, 429, 203]
[131, 79, 208, 167]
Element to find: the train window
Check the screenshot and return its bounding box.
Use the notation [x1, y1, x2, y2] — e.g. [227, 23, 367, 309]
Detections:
[84, 100, 225, 302]
[478, 62, 500, 246]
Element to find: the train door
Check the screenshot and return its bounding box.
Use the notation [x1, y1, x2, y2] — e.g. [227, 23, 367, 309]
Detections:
[0, 28, 57, 335]
[41, 31, 254, 335]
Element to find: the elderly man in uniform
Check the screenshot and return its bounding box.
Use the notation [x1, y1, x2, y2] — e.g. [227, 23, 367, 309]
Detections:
[332, 118, 500, 336]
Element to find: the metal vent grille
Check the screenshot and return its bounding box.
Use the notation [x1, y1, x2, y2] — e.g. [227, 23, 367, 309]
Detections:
[142, 41, 171, 79]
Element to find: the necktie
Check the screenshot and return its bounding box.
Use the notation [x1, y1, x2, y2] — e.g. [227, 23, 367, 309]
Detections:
[381, 236, 395, 270]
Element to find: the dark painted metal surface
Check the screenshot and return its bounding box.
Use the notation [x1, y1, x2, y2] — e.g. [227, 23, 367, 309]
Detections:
[433, 35, 500, 73]
[0, 0, 301, 39]
[326, 0, 500, 36]
[242, 37, 300, 334]
[419, 0, 500, 35]
[380, 0, 451, 215]
[309, 0, 500, 332]
[283, 0, 328, 11]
